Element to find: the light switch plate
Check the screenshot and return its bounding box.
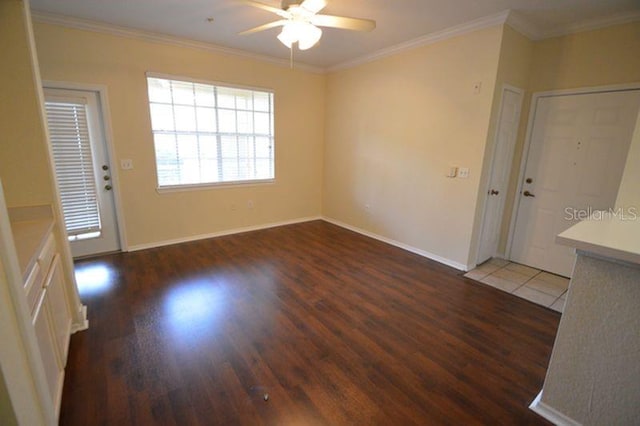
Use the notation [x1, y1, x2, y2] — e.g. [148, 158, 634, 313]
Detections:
[120, 159, 133, 170]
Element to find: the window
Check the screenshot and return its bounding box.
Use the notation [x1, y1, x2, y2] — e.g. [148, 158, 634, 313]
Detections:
[45, 99, 102, 240]
[146, 75, 275, 189]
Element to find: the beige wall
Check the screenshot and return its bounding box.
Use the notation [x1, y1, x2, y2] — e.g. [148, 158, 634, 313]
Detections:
[33, 23, 326, 248]
[21, 18, 640, 265]
[0, 0, 53, 207]
[323, 26, 503, 268]
[470, 25, 533, 263]
[530, 21, 640, 93]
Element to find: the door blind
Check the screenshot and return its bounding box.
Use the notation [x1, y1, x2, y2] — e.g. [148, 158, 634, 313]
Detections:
[45, 100, 102, 237]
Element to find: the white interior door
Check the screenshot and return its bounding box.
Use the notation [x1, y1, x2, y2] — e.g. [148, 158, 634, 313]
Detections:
[44, 88, 121, 258]
[477, 87, 523, 264]
[511, 90, 640, 277]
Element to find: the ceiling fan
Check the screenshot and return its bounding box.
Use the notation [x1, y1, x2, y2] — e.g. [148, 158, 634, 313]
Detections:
[240, 0, 376, 51]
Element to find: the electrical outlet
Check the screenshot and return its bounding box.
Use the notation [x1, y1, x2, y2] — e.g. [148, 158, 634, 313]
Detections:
[120, 159, 133, 170]
[458, 167, 470, 178]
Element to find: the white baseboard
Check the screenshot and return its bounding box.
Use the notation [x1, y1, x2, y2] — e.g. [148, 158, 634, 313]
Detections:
[322, 216, 468, 271]
[126, 215, 469, 272]
[530, 391, 581, 426]
[71, 305, 89, 334]
[127, 216, 323, 252]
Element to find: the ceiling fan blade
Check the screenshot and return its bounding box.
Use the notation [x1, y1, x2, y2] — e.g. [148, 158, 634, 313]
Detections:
[311, 14, 376, 32]
[300, 0, 327, 14]
[239, 19, 288, 35]
[244, 1, 290, 18]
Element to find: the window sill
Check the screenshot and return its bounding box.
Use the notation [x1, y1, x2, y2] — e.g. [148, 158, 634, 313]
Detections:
[156, 179, 275, 194]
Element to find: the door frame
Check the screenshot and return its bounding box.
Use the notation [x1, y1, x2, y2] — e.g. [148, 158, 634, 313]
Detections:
[506, 82, 640, 260]
[476, 84, 524, 265]
[43, 80, 128, 252]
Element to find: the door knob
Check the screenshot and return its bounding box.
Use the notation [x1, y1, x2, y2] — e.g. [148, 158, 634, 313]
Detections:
[489, 189, 499, 196]
[523, 190, 535, 197]
[105, 185, 112, 191]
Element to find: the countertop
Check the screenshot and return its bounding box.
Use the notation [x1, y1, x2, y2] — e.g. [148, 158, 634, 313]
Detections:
[9, 205, 55, 279]
[556, 214, 640, 266]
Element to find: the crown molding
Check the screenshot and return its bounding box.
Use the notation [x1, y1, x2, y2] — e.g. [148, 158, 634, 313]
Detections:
[505, 11, 543, 40]
[30, 11, 324, 74]
[539, 9, 640, 39]
[326, 10, 511, 73]
[31, 7, 640, 75]
[328, 7, 640, 72]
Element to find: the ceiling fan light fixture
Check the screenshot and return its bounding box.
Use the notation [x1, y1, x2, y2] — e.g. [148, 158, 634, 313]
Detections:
[277, 23, 297, 48]
[277, 21, 322, 50]
[297, 23, 322, 50]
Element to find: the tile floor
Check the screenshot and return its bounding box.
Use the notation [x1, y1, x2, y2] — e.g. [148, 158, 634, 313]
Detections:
[464, 258, 570, 313]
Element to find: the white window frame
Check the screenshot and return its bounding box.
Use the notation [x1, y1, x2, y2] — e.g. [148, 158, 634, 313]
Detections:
[146, 72, 276, 192]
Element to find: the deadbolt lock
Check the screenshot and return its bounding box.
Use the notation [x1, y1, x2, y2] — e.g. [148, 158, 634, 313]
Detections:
[526, 178, 533, 184]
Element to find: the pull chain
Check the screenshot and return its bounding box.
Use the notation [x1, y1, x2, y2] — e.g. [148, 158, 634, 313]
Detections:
[290, 44, 294, 69]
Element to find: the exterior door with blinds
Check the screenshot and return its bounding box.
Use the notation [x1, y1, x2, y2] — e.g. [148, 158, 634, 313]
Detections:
[44, 88, 120, 258]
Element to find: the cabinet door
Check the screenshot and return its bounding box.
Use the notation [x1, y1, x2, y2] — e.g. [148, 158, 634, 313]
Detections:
[45, 255, 72, 366]
[33, 291, 64, 415]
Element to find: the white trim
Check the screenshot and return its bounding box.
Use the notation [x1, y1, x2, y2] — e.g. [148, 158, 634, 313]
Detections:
[42, 80, 129, 252]
[475, 84, 524, 266]
[327, 10, 510, 72]
[70, 305, 89, 334]
[31, 11, 324, 74]
[506, 82, 640, 259]
[146, 71, 276, 94]
[128, 215, 470, 271]
[530, 83, 640, 99]
[127, 216, 322, 252]
[157, 179, 275, 193]
[505, 12, 543, 40]
[322, 217, 469, 271]
[30, 8, 640, 75]
[529, 391, 582, 426]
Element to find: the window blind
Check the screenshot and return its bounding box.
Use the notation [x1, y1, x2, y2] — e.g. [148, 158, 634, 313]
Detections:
[45, 101, 102, 237]
[147, 76, 275, 188]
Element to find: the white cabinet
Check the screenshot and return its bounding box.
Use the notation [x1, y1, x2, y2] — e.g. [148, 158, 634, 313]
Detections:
[25, 232, 71, 419]
[32, 287, 65, 415]
[45, 255, 72, 366]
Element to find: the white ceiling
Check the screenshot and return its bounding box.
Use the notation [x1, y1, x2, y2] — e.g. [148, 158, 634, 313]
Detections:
[29, 0, 640, 70]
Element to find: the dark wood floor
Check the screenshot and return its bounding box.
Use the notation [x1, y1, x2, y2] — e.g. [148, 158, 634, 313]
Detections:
[61, 220, 558, 425]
